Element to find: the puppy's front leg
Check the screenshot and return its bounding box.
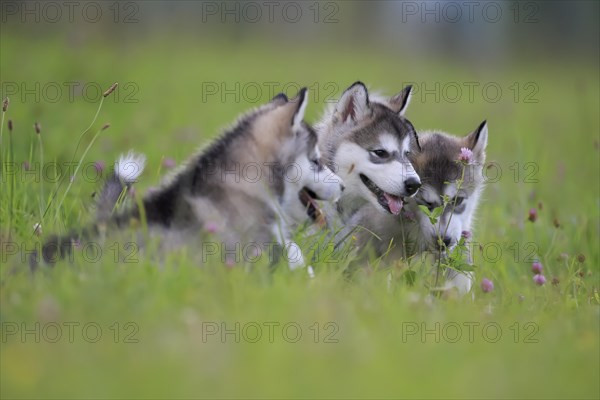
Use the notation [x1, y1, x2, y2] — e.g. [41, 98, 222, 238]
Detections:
[284, 240, 306, 270]
[270, 224, 305, 270]
[445, 269, 474, 294]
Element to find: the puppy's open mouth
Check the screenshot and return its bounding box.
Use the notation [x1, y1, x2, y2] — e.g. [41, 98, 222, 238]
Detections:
[299, 187, 325, 224]
[359, 173, 404, 215]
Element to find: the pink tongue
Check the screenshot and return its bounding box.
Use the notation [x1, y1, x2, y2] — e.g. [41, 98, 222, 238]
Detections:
[383, 192, 403, 215]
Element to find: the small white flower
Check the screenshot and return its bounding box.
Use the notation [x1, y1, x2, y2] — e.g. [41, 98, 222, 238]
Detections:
[115, 151, 146, 183]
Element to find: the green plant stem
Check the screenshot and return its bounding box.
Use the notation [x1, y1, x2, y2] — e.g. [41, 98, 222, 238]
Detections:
[53, 124, 107, 223]
[0, 110, 5, 159]
[442, 164, 466, 241]
[434, 163, 467, 289]
[8, 124, 14, 239]
[37, 133, 45, 230]
[42, 96, 105, 225]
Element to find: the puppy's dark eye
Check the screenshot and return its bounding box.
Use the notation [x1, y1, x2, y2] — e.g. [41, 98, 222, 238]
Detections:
[404, 150, 411, 157]
[310, 159, 323, 171]
[453, 196, 465, 206]
[372, 149, 390, 159]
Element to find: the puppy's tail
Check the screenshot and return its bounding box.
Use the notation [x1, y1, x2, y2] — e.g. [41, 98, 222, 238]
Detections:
[30, 152, 145, 270]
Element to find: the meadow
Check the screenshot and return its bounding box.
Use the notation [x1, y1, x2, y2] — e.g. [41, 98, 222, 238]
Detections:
[1, 19, 599, 400]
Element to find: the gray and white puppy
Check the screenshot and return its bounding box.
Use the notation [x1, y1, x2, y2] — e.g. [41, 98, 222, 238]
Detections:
[356, 122, 489, 293]
[35, 89, 344, 270]
[316, 81, 421, 225]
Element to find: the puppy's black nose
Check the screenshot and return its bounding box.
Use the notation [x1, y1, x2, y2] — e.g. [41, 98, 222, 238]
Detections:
[404, 178, 421, 196]
[442, 236, 452, 247]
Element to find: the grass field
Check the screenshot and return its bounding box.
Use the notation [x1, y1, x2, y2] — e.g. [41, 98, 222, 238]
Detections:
[1, 22, 599, 400]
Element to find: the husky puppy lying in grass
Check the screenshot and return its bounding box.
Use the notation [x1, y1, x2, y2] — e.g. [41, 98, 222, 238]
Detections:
[34, 89, 343, 270]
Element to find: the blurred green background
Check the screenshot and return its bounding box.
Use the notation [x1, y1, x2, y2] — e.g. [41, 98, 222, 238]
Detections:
[1, 1, 599, 399]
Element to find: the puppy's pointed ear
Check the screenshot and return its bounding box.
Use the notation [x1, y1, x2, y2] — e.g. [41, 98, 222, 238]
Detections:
[388, 85, 412, 115]
[271, 92, 289, 106]
[465, 120, 488, 162]
[272, 88, 308, 135]
[334, 81, 370, 124]
[291, 87, 308, 129]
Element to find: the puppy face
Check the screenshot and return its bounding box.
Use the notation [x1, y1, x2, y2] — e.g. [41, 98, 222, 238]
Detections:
[408, 121, 488, 251]
[323, 82, 421, 215]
